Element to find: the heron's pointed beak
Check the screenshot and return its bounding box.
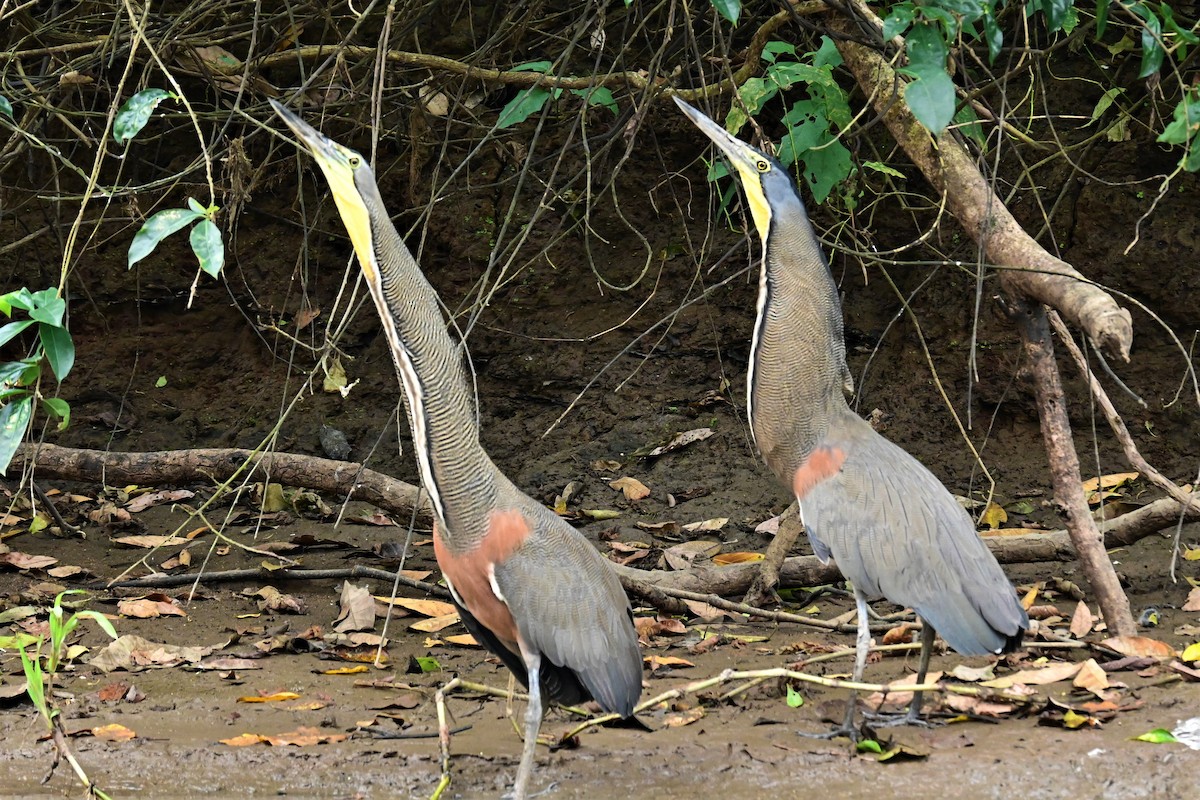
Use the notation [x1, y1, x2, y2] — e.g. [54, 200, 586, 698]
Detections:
[268, 99, 378, 280]
[672, 96, 774, 242]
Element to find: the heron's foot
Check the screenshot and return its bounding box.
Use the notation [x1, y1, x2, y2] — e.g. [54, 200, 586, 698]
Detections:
[797, 723, 862, 743]
[502, 780, 557, 800]
[862, 709, 943, 729]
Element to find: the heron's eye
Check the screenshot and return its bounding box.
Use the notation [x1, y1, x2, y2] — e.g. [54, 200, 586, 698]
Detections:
[756, 159, 769, 172]
[349, 156, 361, 168]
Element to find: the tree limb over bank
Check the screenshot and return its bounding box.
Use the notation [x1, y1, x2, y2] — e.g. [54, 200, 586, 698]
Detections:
[830, 14, 1133, 363]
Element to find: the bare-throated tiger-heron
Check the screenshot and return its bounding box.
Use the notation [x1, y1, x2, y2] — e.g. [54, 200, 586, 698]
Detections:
[675, 97, 1028, 733]
[270, 100, 642, 797]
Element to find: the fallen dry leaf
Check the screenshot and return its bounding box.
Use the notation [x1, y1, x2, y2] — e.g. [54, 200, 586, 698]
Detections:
[112, 535, 190, 549]
[238, 692, 301, 703]
[644, 655, 695, 671]
[1070, 602, 1095, 638]
[1183, 587, 1200, 613]
[220, 733, 269, 747]
[0, 552, 57, 571]
[609, 476, 651, 501]
[117, 598, 187, 619]
[1100, 635, 1176, 660]
[126, 489, 194, 513]
[410, 613, 460, 633]
[712, 551, 765, 566]
[662, 540, 721, 570]
[646, 427, 714, 457]
[981, 661, 1082, 688]
[979, 502, 1008, 529]
[91, 724, 136, 742]
[662, 706, 706, 728]
[1073, 658, 1110, 693]
[1080, 472, 1139, 492]
[333, 582, 376, 633]
[375, 597, 457, 618]
[682, 517, 728, 532]
[443, 633, 479, 647]
[88, 635, 212, 673]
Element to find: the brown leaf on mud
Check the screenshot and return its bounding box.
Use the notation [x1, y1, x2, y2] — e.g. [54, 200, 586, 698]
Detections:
[88, 502, 132, 525]
[96, 682, 130, 703]
[634, 616, 687, 643]
[443, 633, 478, 647]
[333, 582, 375, 633]
[681, 517, 728, 532]
[609, 476, 651, 501]
[1100, 635, 1176, 660]
[91, 723, 136, 742]
[117, 598, 187, 619]
[0, 551, 57, 571]
[644, 655, 695, 672]
[193, 657, 262, 671]
[982, 661, 1082, 688]
[645, 427, 714, 457]
[636, 520, 681, 537]
[662, 540, 721, 570]
[112, 535, 189, 549]
[979, 502, 1007, 529]
[1070, 602, 1095, 638]
[375, 597, 457, 618]
[662, 707, 706, 728]
[591, 459, 622, 473]
[1027, 604, 1062, 620]
[682, 600, 732, 621]
[126, 489, 195, 513]
[881, 622, 920, 645]
[267, 726, 349, 746]
[221, 733, 269, 747]
[1073, 659, 1110, 694]
[319, 665, 370, 675]
[1182, 587, 1200, 613]
[410, 613, 459, 632]
[46, 565, 90, 579]
[942, 694, 1016, 717]
[88, 635, 212, 672]
[253, 586, 307, 614]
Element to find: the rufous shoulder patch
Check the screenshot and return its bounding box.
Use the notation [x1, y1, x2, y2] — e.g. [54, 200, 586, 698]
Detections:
[792, 446, 846, 500]
[432, 510, 531, 650]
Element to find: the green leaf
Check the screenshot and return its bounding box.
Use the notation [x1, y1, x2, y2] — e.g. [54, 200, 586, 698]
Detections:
[113, 88, 174, 145]
[0, 96, 12, 119]
[40, 397, 70, 431]
[1090, 88, 1125, 124]
[905, 71, 957, 135]
[857, 738, 884, 753]
[127, 207, 205, 268]
[786, 684, 804, 707]
[1157, 90, 1200, 145]
[38, 323, 74, 382]
[1061, 5, 1079, 34]
[1129, 4, 1165, 78]
[862, 161, 905, 178]
[801, 138, 854, 204]
[0, 394, 33, 474]
[187, 197, 207, 215]
[982, 12, 1003, 63]
[0, 360, 37, 387]
[0, 288, 35, 314]
[811, 36, 843, 70]
[0, 320, 33, 350]
[27, 289, 65, 326]
[190, 218, 225, 278]
[710, 0, 740, 24]
[1097, 0, 1110, 37]
[762, 41, 796, 64]
[71, 609, 118, 640]
[883, 5, 915, 39]
[497, 87, 553, 128]
[570, 86, 618, 115]
[413, 656, 441, 673]
[906, 23, 949, 75]
[511, 61, 553, 73]
[1161, 4, 1200, 44]
[1038, 0, 1072, 32]
[1133, 728, 1178, 744]
[954, 104, 986, 149]
[155, 376, 168, 388]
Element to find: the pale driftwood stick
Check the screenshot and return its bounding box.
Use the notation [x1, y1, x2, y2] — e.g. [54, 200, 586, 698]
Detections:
[11, 442, 433, 527]
[1010, 299, 1136, 635]
[743, 503, 802, 608]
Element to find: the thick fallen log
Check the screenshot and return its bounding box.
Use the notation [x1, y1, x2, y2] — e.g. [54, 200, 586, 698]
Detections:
[11, 443, 433, 527]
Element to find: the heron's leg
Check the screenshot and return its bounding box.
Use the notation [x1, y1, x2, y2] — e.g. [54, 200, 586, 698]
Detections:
[510, 653, 543, 800]
[905, 621, 936, 722]
[800, 590, 870, 741]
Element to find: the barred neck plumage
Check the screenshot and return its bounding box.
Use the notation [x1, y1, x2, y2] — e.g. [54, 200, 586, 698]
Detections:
[747, 195, 852, 484]
[361, 188, 498, 548]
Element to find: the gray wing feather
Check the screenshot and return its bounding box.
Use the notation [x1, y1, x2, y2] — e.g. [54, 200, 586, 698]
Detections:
[492, 495, 641, 716]
[804, 430, 1028, 656]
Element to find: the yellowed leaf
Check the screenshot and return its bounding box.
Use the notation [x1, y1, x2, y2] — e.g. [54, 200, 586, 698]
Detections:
[644, 655, 695, 670]
[91, 723, 136, 742]
[444, 633, 479, 647]
[662, 706, 706, 727]
[410, 613, 460, 632]
[374, 597, 457, 617]
[320, 665, 370, 675]
[221, 733, 268, 746]
[1180, 642, 1200, 662]
[712, 551, 765, 566]
[1080, 472, 1138, 492]
[609, 476, 651, 501]
[1020, 585, 1039, 609]
[1183, 547, 1200, 562]
[238, 692, 301, 703]
[980, 502, 1008, 530]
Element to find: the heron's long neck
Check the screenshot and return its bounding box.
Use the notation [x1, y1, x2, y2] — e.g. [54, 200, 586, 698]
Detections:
[367, 205, 498, 547]
[748, 204, 851, 483]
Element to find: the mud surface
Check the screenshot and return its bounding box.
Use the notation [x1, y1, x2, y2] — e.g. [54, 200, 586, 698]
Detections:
[2, 109, 1200, 799]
